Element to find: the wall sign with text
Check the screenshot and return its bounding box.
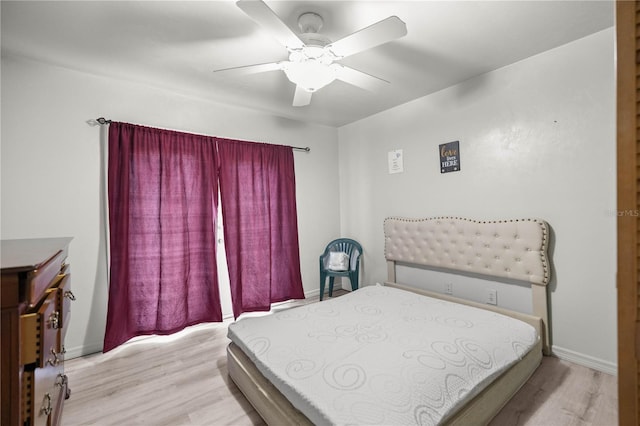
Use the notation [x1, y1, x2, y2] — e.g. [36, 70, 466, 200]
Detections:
[439, 141, 460, 173]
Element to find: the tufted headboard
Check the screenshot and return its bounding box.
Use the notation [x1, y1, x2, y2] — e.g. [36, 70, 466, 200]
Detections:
[384, 216, 550, 285]
[383, 216, 551, 354]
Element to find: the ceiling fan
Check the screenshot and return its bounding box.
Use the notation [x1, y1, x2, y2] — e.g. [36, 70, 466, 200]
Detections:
[214, 0, 407, 106]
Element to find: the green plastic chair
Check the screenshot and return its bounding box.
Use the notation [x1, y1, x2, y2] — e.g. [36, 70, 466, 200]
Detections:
[319, 238, 363, 301]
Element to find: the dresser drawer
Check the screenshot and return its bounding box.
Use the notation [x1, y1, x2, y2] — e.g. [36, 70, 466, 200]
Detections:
[57, 272, 73, 346]
[21, 291, 62, 368]
[25, 248, 68, 308]
[46, 272, 73, 352]
[22, 364, 66, 426]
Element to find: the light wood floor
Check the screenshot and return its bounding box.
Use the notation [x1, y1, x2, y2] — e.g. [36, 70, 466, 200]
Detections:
[63, 294, 618, 426]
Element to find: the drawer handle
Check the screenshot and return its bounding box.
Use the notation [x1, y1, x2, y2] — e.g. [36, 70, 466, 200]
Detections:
[47, 348, 60, 367]
[56, 373, 68, 388]
[64, 290, 76, 301]
[49, 311, 60, 329]
[41, 393, 52, 416]
[56, 373, 72, 400]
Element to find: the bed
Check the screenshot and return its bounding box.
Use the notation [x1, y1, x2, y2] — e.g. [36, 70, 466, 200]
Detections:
[227, 216, 551, 425]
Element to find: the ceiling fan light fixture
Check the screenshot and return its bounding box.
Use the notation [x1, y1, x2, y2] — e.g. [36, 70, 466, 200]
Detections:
[282, 58, 339, 92]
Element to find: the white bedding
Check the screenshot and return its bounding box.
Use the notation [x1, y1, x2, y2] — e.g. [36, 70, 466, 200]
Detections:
[227, 285, 538, 425]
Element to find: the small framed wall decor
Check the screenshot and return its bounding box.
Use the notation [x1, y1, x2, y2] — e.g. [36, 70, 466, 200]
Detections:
[388, 149, 404, 174]
[439, 141, 460, 173]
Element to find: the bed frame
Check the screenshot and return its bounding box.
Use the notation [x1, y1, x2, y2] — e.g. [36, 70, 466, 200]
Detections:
[384, 216, 551, 355]
[227, 216, 552, 425]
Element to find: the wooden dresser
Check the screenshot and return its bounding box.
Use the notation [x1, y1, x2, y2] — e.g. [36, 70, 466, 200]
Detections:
[1, 238, 74, 426]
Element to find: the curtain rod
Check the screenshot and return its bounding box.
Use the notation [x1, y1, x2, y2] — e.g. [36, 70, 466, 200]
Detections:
[95, 117, 310, 152]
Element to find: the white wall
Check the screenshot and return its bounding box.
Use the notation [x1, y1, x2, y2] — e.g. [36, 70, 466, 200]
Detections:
[337, 28, 616, 373]
[2, 27, 617, 372]
[1, 55, 341, 357]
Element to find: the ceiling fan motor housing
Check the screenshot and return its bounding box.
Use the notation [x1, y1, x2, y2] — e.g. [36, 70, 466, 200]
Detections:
[300, 33, 332, 48]
[298, 12, 332, 52]
[298, 12, 323, 34]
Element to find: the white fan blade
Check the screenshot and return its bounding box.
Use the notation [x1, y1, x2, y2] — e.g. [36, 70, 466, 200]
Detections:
[292, 85, 312, 106]
[237, 0, 305, 50]
[335, 65, 389, 91]
[213, 62, 282, 76]
[327, 16, 407, 58]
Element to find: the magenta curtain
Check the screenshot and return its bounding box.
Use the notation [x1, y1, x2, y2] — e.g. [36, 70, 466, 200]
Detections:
[217, 139, 305, 318]
[104, 122, 222, 352]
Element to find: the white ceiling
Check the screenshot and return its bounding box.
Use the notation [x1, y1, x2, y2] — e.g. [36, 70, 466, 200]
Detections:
[1, 1, 614, 127]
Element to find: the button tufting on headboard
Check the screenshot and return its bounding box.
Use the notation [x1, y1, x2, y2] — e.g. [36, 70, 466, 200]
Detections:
[384, 217, 551, 286]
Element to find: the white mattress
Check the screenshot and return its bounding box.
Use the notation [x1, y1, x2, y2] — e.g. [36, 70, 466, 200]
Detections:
[227, 285, 538, 425]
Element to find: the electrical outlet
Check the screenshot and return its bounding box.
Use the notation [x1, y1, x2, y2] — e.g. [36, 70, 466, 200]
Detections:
[486, 289, 497, 305]
[444, 283, 453, 295]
